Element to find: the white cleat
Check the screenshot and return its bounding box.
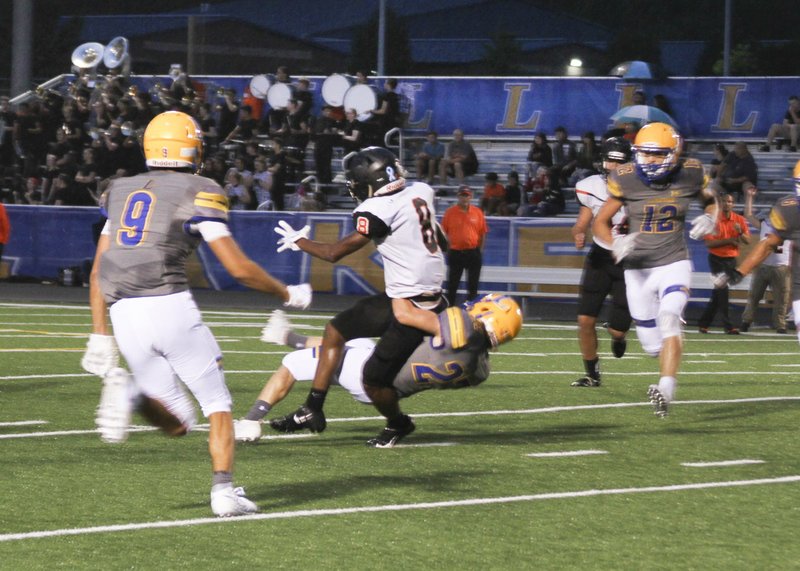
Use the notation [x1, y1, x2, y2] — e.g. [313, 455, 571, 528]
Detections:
[260, 309, 291, 345]
[96, 367, 134, 443]
[211, 486, 258, 517]
[647, 384, 669, 418]
[234, 419, 262, 442]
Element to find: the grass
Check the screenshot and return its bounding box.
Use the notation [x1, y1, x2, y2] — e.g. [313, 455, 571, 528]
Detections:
[1, 300, 799, 570]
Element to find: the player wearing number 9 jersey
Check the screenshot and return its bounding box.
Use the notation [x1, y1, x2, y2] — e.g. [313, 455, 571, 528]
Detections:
[593, 123, 719, 418]
[272, 146, 447, 446]
[83, 111, 312, 517]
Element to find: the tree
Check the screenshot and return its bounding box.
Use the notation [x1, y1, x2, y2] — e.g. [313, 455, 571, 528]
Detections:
[711, 43, 760, 76]
[349, 8, 413, 76]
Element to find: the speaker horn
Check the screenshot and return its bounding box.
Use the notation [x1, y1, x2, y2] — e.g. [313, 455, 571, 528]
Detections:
[103, 36, 130, 74]
[71, 42, 105, 70]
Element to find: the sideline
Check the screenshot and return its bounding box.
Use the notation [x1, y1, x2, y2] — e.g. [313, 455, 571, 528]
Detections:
[2, 475, 798, 543]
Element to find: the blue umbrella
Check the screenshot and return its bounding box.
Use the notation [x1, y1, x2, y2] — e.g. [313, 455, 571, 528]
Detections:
[608, 60, 657, 79]
[610, 105, 677, 128]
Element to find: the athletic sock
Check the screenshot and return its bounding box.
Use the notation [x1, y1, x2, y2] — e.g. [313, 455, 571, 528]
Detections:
[305, 389, 327, 412]
[658, 376, 677, 402]
[583, 357, 601, 380]
[245, 400, 271, 421]
[286, 331, 308, 350]
[212, 471, 233, 490]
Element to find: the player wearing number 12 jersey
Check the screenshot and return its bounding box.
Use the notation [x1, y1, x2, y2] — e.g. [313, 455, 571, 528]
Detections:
[593, 122, 719, 418]
[269, 146, 446, 446]
[82, 111, 311, 517]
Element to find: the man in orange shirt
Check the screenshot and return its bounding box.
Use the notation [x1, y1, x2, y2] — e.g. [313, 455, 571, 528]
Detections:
[441, 186, 489, 306]
[698, 193, 750, 333]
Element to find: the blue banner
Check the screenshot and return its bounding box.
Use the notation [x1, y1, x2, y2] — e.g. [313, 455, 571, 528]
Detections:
[129, 74, 800, 140]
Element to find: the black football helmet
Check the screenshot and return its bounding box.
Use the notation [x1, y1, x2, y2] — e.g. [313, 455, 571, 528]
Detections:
[343, 146, 406, 203]
[600, 136, 632, 174]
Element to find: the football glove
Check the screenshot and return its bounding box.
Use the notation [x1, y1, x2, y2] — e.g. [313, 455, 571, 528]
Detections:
[689, 213, 717, 240]
[611, 232, 639, 263]
[712, 268, 743, 289]
[275, 220, 311, 253]
[233, 419, 262, 442]
[81, 334, 120, 377]
[284, 283, 312, 310]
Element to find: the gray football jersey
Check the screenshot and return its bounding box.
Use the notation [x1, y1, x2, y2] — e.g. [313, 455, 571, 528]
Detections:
[608, 158, 707, 269]
[392, 308, 490, 398]
[764, 194, 800, 300]
[98, 170, 228, 303]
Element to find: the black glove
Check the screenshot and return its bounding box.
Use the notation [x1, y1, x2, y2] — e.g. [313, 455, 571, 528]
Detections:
[269, 405, 327, 433]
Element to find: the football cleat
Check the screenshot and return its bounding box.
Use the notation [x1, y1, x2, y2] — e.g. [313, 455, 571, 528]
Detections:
[611, 336, 627, 358]
[366, 415, 416, 448]
[647, 385, 669, 418]
[269, 406, 326, 433]
[571, 376, 601, 387]
[210, 486, 258, 517]
[233, 419, 262, 442]
[260, 309, 291, 345]
[95, 367, 134, 443]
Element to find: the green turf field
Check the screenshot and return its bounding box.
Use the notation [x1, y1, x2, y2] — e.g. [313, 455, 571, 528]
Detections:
[1, 300, 799, 570]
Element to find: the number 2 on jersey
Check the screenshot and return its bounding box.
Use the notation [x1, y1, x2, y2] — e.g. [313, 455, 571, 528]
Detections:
[117, 190, 156, 246]
[641, 204, 677, 233]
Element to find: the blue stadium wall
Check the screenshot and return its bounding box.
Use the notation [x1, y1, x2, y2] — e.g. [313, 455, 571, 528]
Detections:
[163, 74, 800, 139]
[2, 206, 717, 296]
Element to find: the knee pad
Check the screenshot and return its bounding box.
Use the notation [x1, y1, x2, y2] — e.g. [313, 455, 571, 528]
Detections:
[657, 311, 683, 339]
[635, 324, 662, 357]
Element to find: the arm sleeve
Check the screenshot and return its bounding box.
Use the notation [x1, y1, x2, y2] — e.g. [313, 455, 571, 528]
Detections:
[352, 210, 390, 240]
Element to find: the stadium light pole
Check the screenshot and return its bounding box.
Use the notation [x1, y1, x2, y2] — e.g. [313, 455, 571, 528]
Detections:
[377, 0, 386, 76]
[723, 0, 732, 76]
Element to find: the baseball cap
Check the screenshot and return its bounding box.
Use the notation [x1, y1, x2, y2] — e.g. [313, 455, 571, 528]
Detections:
[457, 186, 472, 196]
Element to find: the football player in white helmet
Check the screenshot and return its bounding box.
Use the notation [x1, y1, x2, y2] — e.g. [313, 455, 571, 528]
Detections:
[235, 295, 522, 447]
[273, 146, 447, 447]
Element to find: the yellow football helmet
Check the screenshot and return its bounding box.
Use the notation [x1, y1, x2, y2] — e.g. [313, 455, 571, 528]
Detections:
[794, 159, 800, 196]
[632, 122, 683, 183]
[143, 111, 203, 170]
[465, 293, 523, 349]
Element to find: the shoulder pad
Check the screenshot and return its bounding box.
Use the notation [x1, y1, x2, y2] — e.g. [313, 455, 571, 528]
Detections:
[684, 158, 703, 169]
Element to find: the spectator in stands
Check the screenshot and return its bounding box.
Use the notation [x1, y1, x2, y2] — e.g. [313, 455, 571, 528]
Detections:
[339, 108, 364, 154]
[74, 147, 100, 203]
[439, 128, 479, 186]
[526, 131, 553, 182]
[550, 126, 577, 190]
[200, 154, 227, 186]
[294, 77, 313, 122]
[480, 172, 506, 215]
[709, 143, 729, 179]
[312, 105, 342, 185]
[268, 138, 289, 211]
[653, 94, 674, 118]
[502, 170, 522, 216]
[761, 95, 800, 152]
[283, 99, 310, 183]
[252, 155, 273, 208]
[13, 101, 45, 178]
[197, 102, 218, 150]
[519, 166, 550, 215]
[372, 78, 402, 144]
[224, 168, 252, 211]
[697, 193, 750, 334]
[0, 96, 16, 175]
[216, 88, 240, 142]
[717, 142, 758, 200]
[223, 104, 258, 144]
[740, 186, 790, 333]
[569, 131, 599, 185]
[528, 184, 565, 217]
[632, 90, 646, 105]
[441, 186, 488, 306]
[415, 131, 445, 184]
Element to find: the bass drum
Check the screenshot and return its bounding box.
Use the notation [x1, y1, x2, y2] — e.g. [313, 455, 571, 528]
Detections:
[343, 84, 378, 119]
[249, 74, 273, 100]
[321, 73, 353, 107]
[267, 82, 295, 110]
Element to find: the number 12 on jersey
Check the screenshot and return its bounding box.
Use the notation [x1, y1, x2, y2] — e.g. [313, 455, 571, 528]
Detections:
[640, 203, 677, 233]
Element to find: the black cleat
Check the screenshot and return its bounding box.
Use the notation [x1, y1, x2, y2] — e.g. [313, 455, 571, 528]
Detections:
[647, 385, 669, 418]
[268, 406, 326, 433]
[571, 376, 601, 387]
[366, 415, 416, 448]
[611, 336, 627, 358]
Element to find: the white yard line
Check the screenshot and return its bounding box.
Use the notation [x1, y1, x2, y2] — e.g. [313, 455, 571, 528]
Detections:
[682, 460, 765, 467]
[527, 450, 608, 458]
[1, 475, 798, 543]
[0, 420, 47, 427]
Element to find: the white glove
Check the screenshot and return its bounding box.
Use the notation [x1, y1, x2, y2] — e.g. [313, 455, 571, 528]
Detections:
[275, 220, 311, 253]
[711, 272, 730, 289]
[284, 283, 312, 310]
[611, 232, 639, 263]
[81, 334, 119, 377]
[234, 419, 262, 442]
[689, 213, 716, 240]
